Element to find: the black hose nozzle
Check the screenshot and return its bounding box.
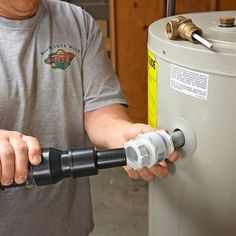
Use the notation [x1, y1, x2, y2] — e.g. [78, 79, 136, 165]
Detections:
[1, 147, 127, 189]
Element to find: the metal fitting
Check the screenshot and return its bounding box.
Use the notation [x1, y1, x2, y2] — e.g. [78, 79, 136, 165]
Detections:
[166, 16, 202, 42]
[219, 16, 235, 27]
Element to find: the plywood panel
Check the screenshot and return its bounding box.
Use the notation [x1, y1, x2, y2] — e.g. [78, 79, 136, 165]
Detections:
[176, 0, 236, 14]
[175, 0, 211, 14]
[115, 0, 166, 123]
[217, 0, 236, 10]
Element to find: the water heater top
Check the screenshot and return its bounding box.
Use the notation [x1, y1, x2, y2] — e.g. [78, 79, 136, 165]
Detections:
[148, 11, 236, 76]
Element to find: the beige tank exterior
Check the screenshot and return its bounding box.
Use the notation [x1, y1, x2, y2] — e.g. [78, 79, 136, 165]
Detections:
[148, 11, 236, 236]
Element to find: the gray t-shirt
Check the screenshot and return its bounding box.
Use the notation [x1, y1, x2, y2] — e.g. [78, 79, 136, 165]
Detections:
[0, 0, 127, 235]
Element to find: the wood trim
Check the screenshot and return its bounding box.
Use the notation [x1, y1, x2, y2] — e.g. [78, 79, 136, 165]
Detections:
[109, 0, 116, 71]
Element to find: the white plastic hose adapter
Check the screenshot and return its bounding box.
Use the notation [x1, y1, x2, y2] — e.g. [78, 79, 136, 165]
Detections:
[124, 130, 175, 170]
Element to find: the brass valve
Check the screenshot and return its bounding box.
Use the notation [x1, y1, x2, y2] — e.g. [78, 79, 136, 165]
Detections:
[166, 16, 213, 48]
[166, 16, 202, 42]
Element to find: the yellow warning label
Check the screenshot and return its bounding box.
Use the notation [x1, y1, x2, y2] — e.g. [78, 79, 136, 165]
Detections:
[148, 49, 158, 128]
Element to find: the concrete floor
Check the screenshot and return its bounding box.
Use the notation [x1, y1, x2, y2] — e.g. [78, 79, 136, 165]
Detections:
[90, 167, 148, 236]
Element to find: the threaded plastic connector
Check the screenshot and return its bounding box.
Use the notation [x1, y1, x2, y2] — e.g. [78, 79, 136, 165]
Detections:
[124, 130, 184, 170]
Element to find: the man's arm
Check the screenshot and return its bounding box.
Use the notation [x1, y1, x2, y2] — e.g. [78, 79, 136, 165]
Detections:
[84, 104, 178, 181]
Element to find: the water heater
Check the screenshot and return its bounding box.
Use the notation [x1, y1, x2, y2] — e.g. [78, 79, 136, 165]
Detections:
[148, 11, 236, 236]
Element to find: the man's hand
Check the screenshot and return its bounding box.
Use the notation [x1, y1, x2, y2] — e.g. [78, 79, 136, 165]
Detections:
[122, 123, 179, 181]
[85, 104, 179, 181]
[0, 130, 41, 185]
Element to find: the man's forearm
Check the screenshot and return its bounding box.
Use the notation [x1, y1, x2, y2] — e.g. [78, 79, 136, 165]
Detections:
[84, 104, 133, 148]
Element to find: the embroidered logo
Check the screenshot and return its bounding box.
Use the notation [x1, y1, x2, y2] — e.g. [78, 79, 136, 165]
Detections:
[44, 49, 75, 70]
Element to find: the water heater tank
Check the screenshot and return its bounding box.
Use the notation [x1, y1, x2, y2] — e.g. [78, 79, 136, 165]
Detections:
[148, 11, 236, 236]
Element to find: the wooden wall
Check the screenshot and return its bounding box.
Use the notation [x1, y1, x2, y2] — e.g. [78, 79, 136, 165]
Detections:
[175, 0, 236, 13]
[114, 0, 166, 123]
[113, 0, 236, 123]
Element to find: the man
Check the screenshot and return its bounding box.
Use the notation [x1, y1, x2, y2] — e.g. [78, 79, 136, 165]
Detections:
[0, 0, 178, 235]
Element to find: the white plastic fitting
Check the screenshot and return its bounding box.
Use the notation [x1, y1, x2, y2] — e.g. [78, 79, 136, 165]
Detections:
[124, 130, 175, 170]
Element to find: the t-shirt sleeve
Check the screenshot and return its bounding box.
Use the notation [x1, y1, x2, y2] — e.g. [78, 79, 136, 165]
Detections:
[81, 11, 128, 112]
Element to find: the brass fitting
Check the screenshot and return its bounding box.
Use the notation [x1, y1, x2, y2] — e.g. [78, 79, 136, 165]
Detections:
[166, 16, 203, 42]
[219, 16, 235, 27]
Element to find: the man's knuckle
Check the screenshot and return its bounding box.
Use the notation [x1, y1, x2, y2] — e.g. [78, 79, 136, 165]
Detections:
[23, 135, 34, 140]
[1, 146, 14, 157]
[130, 174, 139, 180]
[11, 131, 23, 137]
[30, 137, 39, 143]
[144, 176, 154, 181]
[160, 170, 168, 178]
[14, 144, 28, 152]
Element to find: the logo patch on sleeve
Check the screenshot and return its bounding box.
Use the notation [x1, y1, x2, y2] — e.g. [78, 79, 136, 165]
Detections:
[44, 49, 75, 70]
